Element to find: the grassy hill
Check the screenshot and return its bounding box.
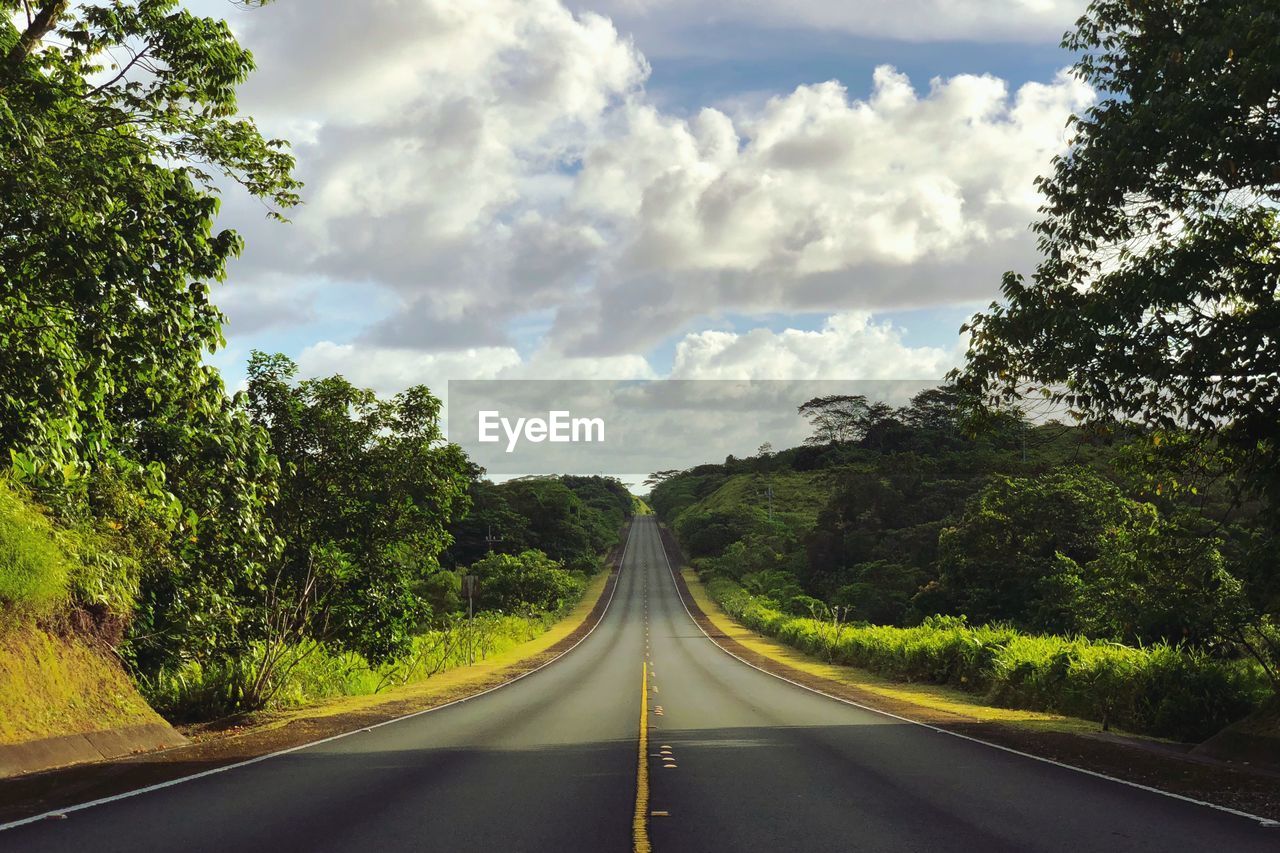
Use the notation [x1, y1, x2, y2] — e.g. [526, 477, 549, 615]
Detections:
[0, 625, 165, 745]
[0, 480, 167, 747]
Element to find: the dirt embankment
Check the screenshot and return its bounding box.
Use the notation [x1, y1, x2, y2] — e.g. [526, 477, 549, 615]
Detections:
[0, 625, 186, 779]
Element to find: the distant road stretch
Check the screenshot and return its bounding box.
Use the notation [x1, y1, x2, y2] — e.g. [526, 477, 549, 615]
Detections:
[6, 517, 1276, 852]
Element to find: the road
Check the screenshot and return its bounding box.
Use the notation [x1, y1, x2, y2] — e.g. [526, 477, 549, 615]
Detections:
[5, 517, 1277, 852]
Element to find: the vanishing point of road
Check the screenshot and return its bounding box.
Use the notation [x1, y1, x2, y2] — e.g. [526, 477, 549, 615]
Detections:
[5, 517, 1277, 852]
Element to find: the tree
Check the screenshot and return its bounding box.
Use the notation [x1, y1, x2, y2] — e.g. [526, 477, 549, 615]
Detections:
[498, 478, 600, 569]
[0, 1, 299, 478]
[798, 395, 891, 445]
[244, 353, 471, 674]
[1077, 507, 1249, 648]
[1, 1, 299, 676]
[960, 0, 1280, 511]
[443, 477, 531, 569]
[471, 550, 583, 614]
[930, 468, 1140, 633]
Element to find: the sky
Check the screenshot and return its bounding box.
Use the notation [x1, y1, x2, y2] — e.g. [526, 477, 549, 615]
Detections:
[190, 0, 1092, 398]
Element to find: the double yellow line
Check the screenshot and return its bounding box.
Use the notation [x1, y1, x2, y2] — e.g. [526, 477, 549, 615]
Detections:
[634, 661, 651, 852]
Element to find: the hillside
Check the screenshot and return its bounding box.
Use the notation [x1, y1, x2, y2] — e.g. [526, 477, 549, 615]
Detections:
[650, 389, 1280, 743]
[0, 481, 182, 774]
[0, 626, 172, 745]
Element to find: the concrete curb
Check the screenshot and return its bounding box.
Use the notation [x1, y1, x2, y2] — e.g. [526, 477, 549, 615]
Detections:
[0, 723, 187, 779]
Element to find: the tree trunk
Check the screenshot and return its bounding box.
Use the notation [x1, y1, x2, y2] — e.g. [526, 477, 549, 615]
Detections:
[5, 1, 70, 73]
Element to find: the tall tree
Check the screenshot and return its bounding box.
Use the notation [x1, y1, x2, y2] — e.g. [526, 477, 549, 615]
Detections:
[960, 0, 1280, 509]
[798, 395, 891, 445]
[1, 1, 299, 671]
[0, 0, 299, 476]
[244, 353, 472, 668]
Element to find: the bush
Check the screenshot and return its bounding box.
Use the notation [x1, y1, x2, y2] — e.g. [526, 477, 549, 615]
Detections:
[0, 480, 74, 614]
[707, 578, 1268, 741]
[472, 550, 584, 613]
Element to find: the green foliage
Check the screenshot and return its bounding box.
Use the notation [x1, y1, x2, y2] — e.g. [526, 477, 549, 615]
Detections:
[471, 550, 585, 614]
[932, 468, 1139, 632]
[143, 612, 559, 722]
[0, 0, 298, 700]
[708, 578, 1268, 741]
[0, 475, 143, 621]
[446, 475, 630, 571]
[832, 561, 927, 626]
[0, 0, 298, 479]
[798, 395, 893, 445]
[498, 479, 608, 569]
[960, 0, 1280, 512]
[932, 467, 1254, 646]
[244, 352, 471, 666]
[0, 479, 72, 613]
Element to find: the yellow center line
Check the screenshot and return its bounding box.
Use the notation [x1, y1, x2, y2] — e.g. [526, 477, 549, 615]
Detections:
[634, 661, 651, 853]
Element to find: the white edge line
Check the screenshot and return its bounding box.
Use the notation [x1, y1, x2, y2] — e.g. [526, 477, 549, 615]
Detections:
[652, 520, 1280, 830]
[0, 521, 638, 834]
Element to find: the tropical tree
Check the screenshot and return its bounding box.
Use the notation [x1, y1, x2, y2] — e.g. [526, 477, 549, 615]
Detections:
[243, 353, 472, 671]
[798, 395, 892, 445]
[0, 0, 298, 478]
[471, 549, 583, 614]
[960, 0, 1280, 511]
[1, 1, 299, 675]
[930, 468, 1141, 633]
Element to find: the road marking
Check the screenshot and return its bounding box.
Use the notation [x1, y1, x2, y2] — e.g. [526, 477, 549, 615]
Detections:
[0, 521, 644, 834]
[653, 521, 1280, 830]
[634, 661, 651, 853]
[651, 810, 670, 817]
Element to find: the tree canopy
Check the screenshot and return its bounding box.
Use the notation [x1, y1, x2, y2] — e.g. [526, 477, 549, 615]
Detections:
[960, 0, 1280, 509]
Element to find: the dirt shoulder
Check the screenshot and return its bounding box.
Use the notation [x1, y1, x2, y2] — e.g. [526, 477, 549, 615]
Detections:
[657, 524, 1280, 823]
[0, 528, 628, 825]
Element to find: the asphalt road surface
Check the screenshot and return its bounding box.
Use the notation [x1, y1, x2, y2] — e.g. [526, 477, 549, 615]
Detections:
[5, 517, 1277, 852]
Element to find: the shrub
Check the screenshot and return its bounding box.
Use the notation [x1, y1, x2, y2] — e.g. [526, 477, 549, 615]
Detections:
[144, 611, 561, 720]
[707, 578, 1268, 741]
[472, 550, 584, 613]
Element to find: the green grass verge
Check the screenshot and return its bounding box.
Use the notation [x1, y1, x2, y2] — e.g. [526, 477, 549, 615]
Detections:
[146, 572, 612, 720]
[0, 481, 74, 614]
[704, 575, 1270, 742]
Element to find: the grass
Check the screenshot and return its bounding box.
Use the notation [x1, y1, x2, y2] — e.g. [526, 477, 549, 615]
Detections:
[681, 568, 1111, 736]
[0, 480, 73, 614]
[691, 571, 1270, 742]
[270, 570, 611, 724]
[0, 624, 165, 745]
[694, 469, 835, 532]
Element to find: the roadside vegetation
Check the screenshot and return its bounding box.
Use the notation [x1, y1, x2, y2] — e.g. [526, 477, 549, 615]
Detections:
[0, 2, 634, 733]
[706, 577, 1268, 741]
[3, 0, 1278, 760]
[653, 390, 1279, 742]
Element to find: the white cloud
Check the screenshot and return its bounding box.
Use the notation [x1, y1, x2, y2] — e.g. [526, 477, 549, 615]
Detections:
[670, 312, 960, 380]
[553, 66, 1090, 353]
[295, 338, 655, 398]
[208, 0, 1091, 376]
[578, 67, 1088, 271]
[296, 341, 522, 398]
